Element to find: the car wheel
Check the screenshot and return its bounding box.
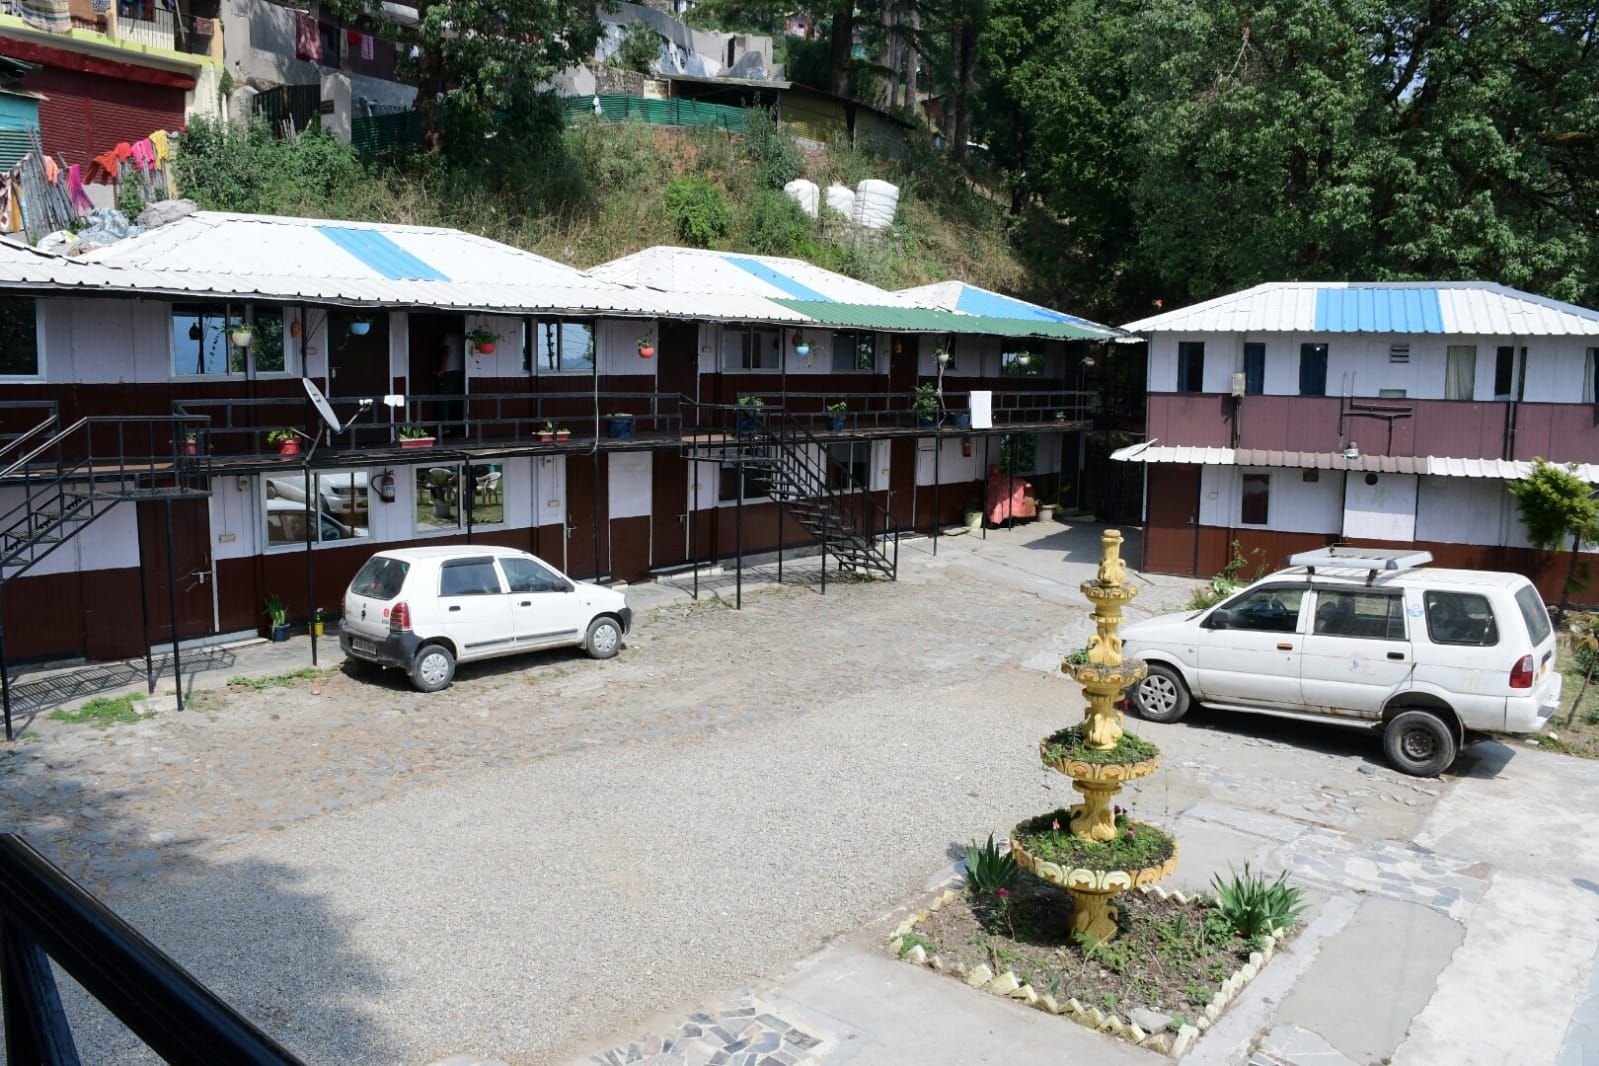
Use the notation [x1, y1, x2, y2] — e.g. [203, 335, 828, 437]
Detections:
[1383, 710, 1457, 777]
[1132, 664, 1190, 723]
[410, 643, 456, 693]
[584, 616, 622, 660]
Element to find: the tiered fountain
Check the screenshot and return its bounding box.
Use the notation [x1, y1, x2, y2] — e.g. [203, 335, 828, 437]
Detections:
[1009, 529, 1178, 941]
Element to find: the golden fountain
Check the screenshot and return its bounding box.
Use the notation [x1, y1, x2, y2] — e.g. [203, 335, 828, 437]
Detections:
[1009, 529, 1177, 941]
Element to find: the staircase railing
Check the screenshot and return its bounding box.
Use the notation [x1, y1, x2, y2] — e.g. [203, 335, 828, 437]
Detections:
[0, 832, 304, 1065]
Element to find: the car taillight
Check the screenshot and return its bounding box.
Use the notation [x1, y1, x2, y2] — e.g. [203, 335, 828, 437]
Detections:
[1509, 654, 1534, 689]
[390, 601, 410, 632]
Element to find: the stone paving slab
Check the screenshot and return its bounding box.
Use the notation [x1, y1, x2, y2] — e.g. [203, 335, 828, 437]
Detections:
[1263, 827, 1490, 920]
[586, 995, 829, 1066]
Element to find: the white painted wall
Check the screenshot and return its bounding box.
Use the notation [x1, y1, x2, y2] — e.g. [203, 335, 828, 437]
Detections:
[1197, 466, 1343, 534]
[0, 489, 140, 575]
[608, 452, 651, 518]
[1344, 471, 1417, 540]
[914, 436, 979, 486]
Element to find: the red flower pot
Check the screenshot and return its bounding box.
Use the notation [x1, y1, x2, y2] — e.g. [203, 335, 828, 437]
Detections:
[184, 441, 198, 456]
[400, 437, 436, 449]
[556, 431, 571, 442]
[475, 341, 497, 355]
[637, 346, 655, 359]
[278, 439, 300, 456]
[538, 432, 554, 442]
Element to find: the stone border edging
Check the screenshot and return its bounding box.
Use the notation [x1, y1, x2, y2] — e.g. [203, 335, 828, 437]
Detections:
[886, 878, 1291, 1058]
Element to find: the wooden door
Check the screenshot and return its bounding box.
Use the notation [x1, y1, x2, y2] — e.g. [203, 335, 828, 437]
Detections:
[889, 438, 917, 529]
[565, 452, 610, 581]
[656, 320, 699, 405]
[1143, 464, 1201, 576]
[138, 499, 213, 643]
[327, 309, 392, 400]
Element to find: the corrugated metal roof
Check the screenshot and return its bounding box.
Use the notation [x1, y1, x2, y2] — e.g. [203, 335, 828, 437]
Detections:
[896, 279, 1121, 336]
[314, 225, 450, 282]
[1109, 442, 1599, 481]
[1122, 282, 1599, 337]
[769, 299, 1122, 339]
[591, 245, 920, 307]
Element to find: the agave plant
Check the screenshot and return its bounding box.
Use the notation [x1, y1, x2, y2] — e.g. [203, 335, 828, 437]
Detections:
[964, 833, 1020, 895]
[1210, 863, 1306, 940]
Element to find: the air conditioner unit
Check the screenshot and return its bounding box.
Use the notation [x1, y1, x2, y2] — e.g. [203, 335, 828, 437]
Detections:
[1230, 371, 1247, 398]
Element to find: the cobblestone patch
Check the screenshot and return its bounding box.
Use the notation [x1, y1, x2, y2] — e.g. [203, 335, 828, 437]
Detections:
[587, 995, 828, 1066]
[1264, 827, 1489, 920]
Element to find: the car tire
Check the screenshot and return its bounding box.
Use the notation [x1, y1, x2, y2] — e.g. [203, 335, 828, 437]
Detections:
[1383, 710, 1457, 777]
[584, 616, 622, 660]
[409, 643, 456, 693]
[1132, 664, 1190, 723]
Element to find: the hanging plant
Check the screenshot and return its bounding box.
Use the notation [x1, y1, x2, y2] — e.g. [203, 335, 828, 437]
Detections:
[467, 328, 498, 355]
[637, 336, 656, 359]
[230, 325, 253, 349]
[793, 332, 810, 358]
[349, 315, 373, 337]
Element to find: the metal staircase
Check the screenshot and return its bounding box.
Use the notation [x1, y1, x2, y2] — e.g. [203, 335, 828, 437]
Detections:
[0, 410, 211, 739]
[685, 402, 899, 582]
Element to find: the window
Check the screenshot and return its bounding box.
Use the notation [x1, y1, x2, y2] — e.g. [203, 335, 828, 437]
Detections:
[1240, 472, 1270, 525]
[1298, 343, 1328, 396]
[1587, 348, 1599, 404]
[718, 461, 771, 503]
[831, 331, 877, 372]
[350, 556, 409, 600]
[998, 433, 1036, 475]
[1209, 587, 1303, 633]
[1177, 342, 1204, 392]
[439, 557, 504, 597]
[416, 463, 504, 533]
[535, 319, 595, 373]
[501, 556, 568, 594]
[1445, 345, 1476, 400]
[1312, 591, 1406, 640]
[1001, 348, 1044, 376]
[1424, 590, 1499, 646]
[1243, 342, 1265, 395]
[0, 295, 38, 378]
[1494, 346, 1518, 400]
[826, 442, 869, 491]
[253, 310, 290, 374]
[264, 471, 371, 547]
[1514, 585, 1551, 645]
[174, 303, 245, 376]
[1389, 343, 1410, 364]
[1378, 388, 1407, 398]
[722, 327, 781, 370]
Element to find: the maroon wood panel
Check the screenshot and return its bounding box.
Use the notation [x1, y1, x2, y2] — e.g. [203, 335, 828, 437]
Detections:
[1512, 404, 1599, 465]
[1142, 464, 1201, 575]
[1236, 396, 1338, 452]
[136, 499, 212, 642]
[1146, 394, 1233, 450]
[610, 515, 651, 581]
[327, 310, 391, 400]
[3, 565, 145, 662]
[565, 453, 609, 580]
[651, 449, 689, 569]
[889, 438, 916, 527]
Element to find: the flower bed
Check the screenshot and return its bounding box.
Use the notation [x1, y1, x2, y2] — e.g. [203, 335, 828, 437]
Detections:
[1041, 726, 1158, 766]
[1013, 809, 1175, 872]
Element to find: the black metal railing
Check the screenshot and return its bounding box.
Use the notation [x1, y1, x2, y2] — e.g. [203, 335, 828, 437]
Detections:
[0, 833, 304, 1065]
[727, 390, 1092, 434]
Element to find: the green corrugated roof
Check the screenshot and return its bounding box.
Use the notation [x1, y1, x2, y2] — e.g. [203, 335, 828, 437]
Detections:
[770, 299, 1124, 340]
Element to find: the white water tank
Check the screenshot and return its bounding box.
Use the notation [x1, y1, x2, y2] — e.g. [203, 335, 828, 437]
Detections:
[824, 184, 856, 219]
[783, 179, 819, 219]
[853, 179, 900, 230]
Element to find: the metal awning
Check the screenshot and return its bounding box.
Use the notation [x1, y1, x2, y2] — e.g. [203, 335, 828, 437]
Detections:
[1108, 442, 1599, 481]
[769, 299, 1125, 340]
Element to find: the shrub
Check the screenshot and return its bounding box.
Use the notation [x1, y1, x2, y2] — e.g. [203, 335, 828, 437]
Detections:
[1210, 863, 1306, 940]
[609, 21, 660, 73]
[663, 177, 732, 247]
[174, 117, 366, 217]
[740, 105, 803, 189]
[964, 833, 1020, 895]
[741, 188, 813, 256]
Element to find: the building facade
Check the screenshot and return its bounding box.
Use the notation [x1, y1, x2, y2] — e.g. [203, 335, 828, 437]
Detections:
[1114, 282, 1599, 599]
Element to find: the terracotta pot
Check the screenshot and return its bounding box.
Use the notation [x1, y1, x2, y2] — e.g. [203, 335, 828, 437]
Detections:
[475, 341, 497, 355]
[538, 431, 554, 442]
[184, 441, 198, 456]
[278, 439, 300, 456]
[556, 430, 571, 442]
[400, 437, 436, 449]
[637, 346, 655, 359]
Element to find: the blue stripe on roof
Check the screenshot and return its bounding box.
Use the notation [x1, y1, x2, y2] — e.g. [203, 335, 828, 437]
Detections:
[723, 255, 832, 302]
[1314, 287, 1443, 333]
[315, 226, 449, 282]
[954, 285, 1068, 322]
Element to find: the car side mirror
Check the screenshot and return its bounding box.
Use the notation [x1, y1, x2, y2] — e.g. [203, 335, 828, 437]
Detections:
[1207, 609, 1231, 630]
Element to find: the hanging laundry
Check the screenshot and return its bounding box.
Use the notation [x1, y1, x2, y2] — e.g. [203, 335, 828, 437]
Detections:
[17, 1, 70, 32]
[361, 34, 375, 61]
[113, 142, 134, 163]
[149, 129, 170, 165]
[295, 12, 321, 61]
[130, 139, 155, 171]
[42, 155, 58, 184]
[66, 165, 94, 215]
[347, 28, 362, 46]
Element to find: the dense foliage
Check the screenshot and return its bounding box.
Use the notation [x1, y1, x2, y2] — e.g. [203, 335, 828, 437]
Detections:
[664, 177, 734, 247]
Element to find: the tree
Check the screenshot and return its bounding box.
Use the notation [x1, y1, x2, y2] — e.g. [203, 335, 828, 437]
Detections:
[333, 0, 602, 155]
[1509, 458, 1599, 614]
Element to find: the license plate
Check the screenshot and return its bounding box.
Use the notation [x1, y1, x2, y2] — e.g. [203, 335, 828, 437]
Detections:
[353, 638, 376, 655]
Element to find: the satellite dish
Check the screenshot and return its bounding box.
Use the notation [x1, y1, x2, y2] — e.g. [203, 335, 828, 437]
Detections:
[303, 377, 372, 435]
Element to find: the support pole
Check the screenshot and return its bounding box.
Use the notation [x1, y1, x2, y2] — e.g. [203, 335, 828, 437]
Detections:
[775, 419, 784, 585]
[933, 431, 940, 556]
[1, 610, 12, 742]
[591, 449, 602, 582]
[303, 460, 317, 668]
[982, 434, 990, 540]
[734, 458, 743, 610]
[164, 499, 184, 712]
[136, 505, 155, 694]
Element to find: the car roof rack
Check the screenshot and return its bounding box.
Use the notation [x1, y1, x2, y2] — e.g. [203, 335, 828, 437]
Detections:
[1287, 547, 1434, 586]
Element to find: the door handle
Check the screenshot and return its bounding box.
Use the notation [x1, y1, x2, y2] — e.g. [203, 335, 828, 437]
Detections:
[1276, 642, 1293, 650]
[448, 605, 461, 612]
[519, 601, 531, 607]
[1387, 652, 1405, 661]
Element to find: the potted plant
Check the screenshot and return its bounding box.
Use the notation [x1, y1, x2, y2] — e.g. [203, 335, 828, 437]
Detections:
[636, 336, 656, 359]
[608, 413, 636, 440]
[467, 328, 498, 355]
[310, 607, 325, 639]
[264, 594, 289, 642]
[825, 401, 848, 433]
[266, 428, 299, 456]
[793, 332, 811, 358]
[397, 425, 435, 449]
[911, 383, 939, 427]
[349, 315, 373, 336]
[182, 429, 199, 456]
[427, 468, 457, 520]
[538, 421, 556, 442]
[555, 425, 571, 442]
[736, 395, 764, 437]
[229, 324, 253, 349]
[1037, 497, 1056, 523]
[964, 493, 983, 533]
[951, 410, 972, 430]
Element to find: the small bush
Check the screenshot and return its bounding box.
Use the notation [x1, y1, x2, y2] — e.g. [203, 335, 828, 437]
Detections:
[964, 833, 1020, 895]
[1210, 863, 1306, 940]
[609, 21, 660, 73]
[741, 188, 814, 256]
[740, 105, 803, 189]
[663, 176, 732, 247]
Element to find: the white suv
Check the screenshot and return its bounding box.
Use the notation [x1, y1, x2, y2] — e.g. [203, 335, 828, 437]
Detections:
[339, 546, 632, 692]
[1122, 549, 1560, 776]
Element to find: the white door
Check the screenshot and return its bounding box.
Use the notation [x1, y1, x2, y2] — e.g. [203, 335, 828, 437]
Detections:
[1194, 584, 1307, 708]
[1298, 589, 1413, 716]
[436, 556, 514, 658]
[499, 554, 586, 647]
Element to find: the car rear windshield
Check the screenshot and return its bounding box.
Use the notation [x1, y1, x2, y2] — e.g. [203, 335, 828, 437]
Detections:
[1515, 584, 1552, 645]
[350, 556, 409, 600]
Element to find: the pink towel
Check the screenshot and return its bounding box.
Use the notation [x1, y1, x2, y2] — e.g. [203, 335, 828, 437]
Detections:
[295, 11, 321, 61]
[66, 164, 95, 214]
[130, 139, 155, 171]
[360, 33, 375, 61]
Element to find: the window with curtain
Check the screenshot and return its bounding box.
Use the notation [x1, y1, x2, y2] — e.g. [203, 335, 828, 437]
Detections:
[721, 328, 781, 370]
[1298, 343, 1328, 396]
[1240, 472, 1270, 524]
[1243, 342, 1265, 395]
[1177, 341, 1204, 392]
[1445, 345, 1476, 400]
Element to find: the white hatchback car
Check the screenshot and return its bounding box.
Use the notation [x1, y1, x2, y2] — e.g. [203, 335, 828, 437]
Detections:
[339, 546, 631, 692]
[1122, 548, 1560, 776]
